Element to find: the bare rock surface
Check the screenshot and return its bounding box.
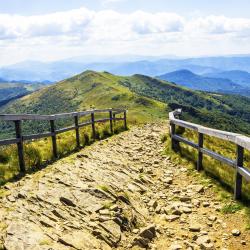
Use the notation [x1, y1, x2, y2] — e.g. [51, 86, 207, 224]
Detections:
[0, 123, 249, 249]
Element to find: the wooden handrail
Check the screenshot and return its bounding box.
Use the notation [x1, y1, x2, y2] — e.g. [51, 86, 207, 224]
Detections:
[0, 108, 127, 173]
[169, 109, 250, 200]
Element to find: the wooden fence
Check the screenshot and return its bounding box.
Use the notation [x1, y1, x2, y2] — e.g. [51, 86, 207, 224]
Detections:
[169, 109, 250, 200]
[0, 108, 127, 173]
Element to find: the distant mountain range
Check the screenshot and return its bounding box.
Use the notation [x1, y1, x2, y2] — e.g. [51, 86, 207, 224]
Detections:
[1, 55, 250, 83]
[203, 70, 250, 88]
[157, 69, 250, 96]
[0, 80, 50, 105]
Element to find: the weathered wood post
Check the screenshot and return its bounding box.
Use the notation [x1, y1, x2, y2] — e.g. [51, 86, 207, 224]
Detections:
[14, 120, 25, 172]
[109, 110, 113, 134]
[197, 132, 204, 171]
[50, 119, 58, 158]
[124, 110, 127, 129]
[113, 113, 116, 127]
[91, 112, 96, 139]
[234, 145, 244, 200]
[74, 114, 80, 148]
[170, 122, 180, 152]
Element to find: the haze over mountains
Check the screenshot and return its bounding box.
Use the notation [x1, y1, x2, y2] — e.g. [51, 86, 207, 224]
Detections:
[1, 55, 250, 98]
[1, 55, 250, 83]
[157, 69, 250, 96]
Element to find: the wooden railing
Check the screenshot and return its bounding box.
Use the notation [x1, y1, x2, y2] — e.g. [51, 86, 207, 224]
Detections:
[169, 109, 250, 200]
[0, 108, 127, 173]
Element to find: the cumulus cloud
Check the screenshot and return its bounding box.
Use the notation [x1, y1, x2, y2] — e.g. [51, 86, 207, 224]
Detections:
[0, 6, 250, 64]
[0, 8, 94, 39]
[187, 15, 250, 35]
[1, 7, 250, 41]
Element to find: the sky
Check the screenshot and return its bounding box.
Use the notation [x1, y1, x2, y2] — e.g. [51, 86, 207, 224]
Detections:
[1, 0, 250, 66]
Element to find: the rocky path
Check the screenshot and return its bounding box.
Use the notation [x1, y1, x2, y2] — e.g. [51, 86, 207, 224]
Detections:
[0, 124, 249, 250]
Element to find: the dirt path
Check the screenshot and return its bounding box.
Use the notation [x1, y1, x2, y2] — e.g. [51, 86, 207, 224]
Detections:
[0, 124, 249, 249]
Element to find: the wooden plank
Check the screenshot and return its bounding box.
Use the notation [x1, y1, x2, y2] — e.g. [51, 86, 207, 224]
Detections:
[54, 112, 77, 119]
[0, 114, 55, 121]
[234, 145, 244, 199]
[95, 118, 110, 123]
[23, 132, 53, 141]
[200, 148, 235, 167]
[113, 118, 124, 121]
[56, 125, 76, 134]
[173, 134, 198, 149]
[169, 109, 241, 143]
[197, 133, 204, 171]
[78, 111, 92, 116]
[238, 166, 250, 182]
[78, 121, 92, 128]
[50, 120, 57, 158]
[14, 120, 25, 172]
[198, 126, 239, 144]
[170, 119, 200, 131]
[0, 108, 126, 122]
[0, 138, 20, 146]
[235, 135, 250, 152]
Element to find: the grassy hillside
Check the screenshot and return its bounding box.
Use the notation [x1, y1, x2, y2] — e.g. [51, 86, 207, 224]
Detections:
[0, 71, 167, 138]
[1, 70, 250, 136]
[119, 74, 250, 134]
[2, 71, 166, 118]
[0, 81, 46, 107]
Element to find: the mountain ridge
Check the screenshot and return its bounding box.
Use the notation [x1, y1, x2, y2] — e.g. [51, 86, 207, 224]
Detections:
[1, 70, 250, 135]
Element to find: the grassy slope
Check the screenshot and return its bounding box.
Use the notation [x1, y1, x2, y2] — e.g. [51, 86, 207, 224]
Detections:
[1, 70, 250, 135]
[1, 71, 166, 120]
[119, 74, 250, 134]
[0, 71, 167, 137]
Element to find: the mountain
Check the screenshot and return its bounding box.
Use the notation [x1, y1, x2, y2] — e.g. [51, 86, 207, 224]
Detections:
[0, 81, 48, 106]
[1, 70, 250, 136]
[157, 69, 242, 93]
[182, 56, 250, 72]
[2, 55, 250, 82]
[204, 70, 250, 88]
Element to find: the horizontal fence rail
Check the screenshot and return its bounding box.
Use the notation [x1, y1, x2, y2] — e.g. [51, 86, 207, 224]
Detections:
[0, 108, 127, 173]
[169, 109, 250, 200]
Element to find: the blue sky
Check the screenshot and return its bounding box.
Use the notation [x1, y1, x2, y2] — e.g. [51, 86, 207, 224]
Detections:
[0, 0, 250, 65]
[1, 0, 250, 18]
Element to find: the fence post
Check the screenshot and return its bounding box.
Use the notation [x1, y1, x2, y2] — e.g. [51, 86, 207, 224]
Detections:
[91, 112, 96, 139]
[170, 122, 180, 152]
[109, 110, 113, 134]
[113, 113, 116, 127]
[124, 110, 127, 129]
[50, 119, 57, 158]
[14, 120, 25, 172]
[197, 132, 204, 171]
[74, 115, 80, 148]
[234, 145, 243, 200]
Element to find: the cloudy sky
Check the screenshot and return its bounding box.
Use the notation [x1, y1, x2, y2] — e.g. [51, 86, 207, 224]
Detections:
[1, 0, 250, 66]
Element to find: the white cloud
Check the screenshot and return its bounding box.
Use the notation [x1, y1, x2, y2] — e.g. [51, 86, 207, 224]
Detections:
[0, 7, 250, 64]
[187, 15, 250, 35]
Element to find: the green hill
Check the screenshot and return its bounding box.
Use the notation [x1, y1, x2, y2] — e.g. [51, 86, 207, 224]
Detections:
[1, 70, 250, 136]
